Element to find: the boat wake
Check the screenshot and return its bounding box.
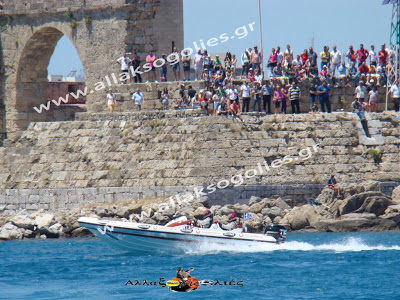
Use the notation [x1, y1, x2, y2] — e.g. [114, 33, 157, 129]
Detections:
[183, 237, 400, 255]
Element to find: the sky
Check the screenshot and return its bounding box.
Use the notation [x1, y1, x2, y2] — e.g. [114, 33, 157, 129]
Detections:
[48, 0, 391, 77]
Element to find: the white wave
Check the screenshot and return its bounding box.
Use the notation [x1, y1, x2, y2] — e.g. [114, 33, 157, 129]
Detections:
[182, 237, 400, 254]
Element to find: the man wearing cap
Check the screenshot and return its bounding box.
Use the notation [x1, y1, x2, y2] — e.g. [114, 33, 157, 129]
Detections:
[106, 89, 116, 113]
[194, 49, 203, 81]
[132, 88, 144, 111]
[251, 46, 262, 71]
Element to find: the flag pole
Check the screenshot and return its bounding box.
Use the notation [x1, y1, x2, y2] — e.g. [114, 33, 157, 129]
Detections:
[258, 0, 264, 74]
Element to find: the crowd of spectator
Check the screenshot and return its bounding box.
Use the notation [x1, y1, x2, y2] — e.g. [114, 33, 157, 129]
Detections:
[112, 43, 400, 114]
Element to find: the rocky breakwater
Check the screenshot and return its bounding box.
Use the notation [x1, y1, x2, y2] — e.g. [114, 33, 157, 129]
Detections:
[0, 181, 399, 241]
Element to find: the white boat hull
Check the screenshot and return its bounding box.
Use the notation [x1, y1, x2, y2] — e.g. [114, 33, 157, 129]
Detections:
[78, 217, 284, 254]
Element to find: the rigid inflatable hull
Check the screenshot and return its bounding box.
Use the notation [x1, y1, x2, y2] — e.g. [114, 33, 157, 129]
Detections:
[78, 217, 280, 253]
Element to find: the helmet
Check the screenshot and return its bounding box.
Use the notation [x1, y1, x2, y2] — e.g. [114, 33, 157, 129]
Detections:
[228, 213, 237, 222]
[203, 209, 212, 219]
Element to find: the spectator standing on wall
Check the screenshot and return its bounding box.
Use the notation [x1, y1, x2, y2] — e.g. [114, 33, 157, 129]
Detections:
[308, 47, 318, 66]
[106, 89, 116, 113]
[251, 46, 262, 71]
[252, 81, 262, 112]
[288, 81, 301, 114]
[145, 50, 157, 83]
[317, 80, 331, 113]
[241, 80, 251, 112]
[226, 83, 239, 106]
[182, 50, 191, 81]
[390, 80, 400, 112]
[346, 45, 357, 67]
[378, 44, 389, 67]
[241, 48, 251, 77]
[261, 80, 272, 114]
[320, 46, 330, 70]
[188, 85, 197, 104]
[170, 47, 181, 81]
[132, 88, 144, 111]
[309, 84, 317, 112]
[160, 54, 168, 82]
[355, 80, 367, 104]
[194, 49, 203, 81]
[202, 50, 211, 80]
[330, 45, 341, 78]
[276, 46, 284, 66]
[131, 50, 142, 83]
[368, 85, 378, 113]
[369, 45, 378, 66]
[280, 85, 288, 114]
[356, 44, 369, 67]
[117, 52, 132, 84]
[273, 84, 283, 114]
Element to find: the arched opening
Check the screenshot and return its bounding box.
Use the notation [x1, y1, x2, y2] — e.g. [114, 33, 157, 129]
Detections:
[15, 27, 86, 132]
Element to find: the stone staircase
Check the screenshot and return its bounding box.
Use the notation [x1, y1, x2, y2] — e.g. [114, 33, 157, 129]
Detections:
[91, 81, 207, 112]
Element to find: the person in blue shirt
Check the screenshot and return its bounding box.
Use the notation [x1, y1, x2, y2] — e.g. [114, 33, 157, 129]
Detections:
[317, 81, 331, 113]
[349, 62, 358, 87]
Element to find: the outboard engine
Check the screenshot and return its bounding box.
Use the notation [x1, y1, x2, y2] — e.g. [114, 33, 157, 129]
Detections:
[264, 224, 287, 243]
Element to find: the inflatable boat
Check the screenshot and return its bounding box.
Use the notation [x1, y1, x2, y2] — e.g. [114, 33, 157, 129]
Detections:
[78, 216, 287, 253]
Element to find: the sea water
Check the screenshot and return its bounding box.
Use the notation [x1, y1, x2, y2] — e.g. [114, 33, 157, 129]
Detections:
[1, 232, 399, 300]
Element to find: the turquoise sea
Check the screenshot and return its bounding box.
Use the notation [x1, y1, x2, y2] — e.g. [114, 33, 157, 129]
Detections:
[1, 232, 400, 300]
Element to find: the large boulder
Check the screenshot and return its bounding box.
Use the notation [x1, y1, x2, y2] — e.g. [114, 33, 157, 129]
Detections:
[339, 192, 392, 216]
[71, 227, 94, 237]
[279, 205, 326, 230]
[261, 207, 283, 219]
[34, 213, 55, 229]
[40, 223, 63, 238]
[392, 186, 400, 204]
[244, 213, 263, 232]
[354, 196, 394, 216]
[11, 215, 35, 230]
[0, 222, 24, 240]
[314, 217, 397, 232]
[248, 196, 261, 206]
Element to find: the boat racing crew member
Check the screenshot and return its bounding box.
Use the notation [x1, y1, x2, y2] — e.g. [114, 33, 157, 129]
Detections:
[221, 213, 238, 231]
[195, 209, 213, 229]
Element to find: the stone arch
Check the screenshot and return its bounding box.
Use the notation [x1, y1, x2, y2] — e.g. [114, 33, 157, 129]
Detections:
[14, 26, 85, 131]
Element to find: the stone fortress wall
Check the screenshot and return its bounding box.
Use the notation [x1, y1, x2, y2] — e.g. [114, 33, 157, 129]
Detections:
[0, 108, 398, 215]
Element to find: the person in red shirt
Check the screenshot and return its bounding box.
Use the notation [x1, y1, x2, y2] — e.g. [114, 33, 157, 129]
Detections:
[378, 44, 389, 67]
[229, 102, 243, 121]
[299, 49, 309, 65]
[346, 45, 356, 66]
[356, 44, 369, 67]
[358, 62, 369, 75]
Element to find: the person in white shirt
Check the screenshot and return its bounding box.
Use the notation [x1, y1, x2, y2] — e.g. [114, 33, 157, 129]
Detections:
[355, 81, 367, 102]
[132, 88, 144, 111]
[193, 49, 203, 81]
[241, 81, 251, 112]
[276, 46, 283, 65]
[330, 45, 341, 78]
[369, 45, 378, 67]
[226, 84, 238, 105]
[117, 53, 132, 84]
[390, 80, 400, 111]
[106, 89, 116, 113]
